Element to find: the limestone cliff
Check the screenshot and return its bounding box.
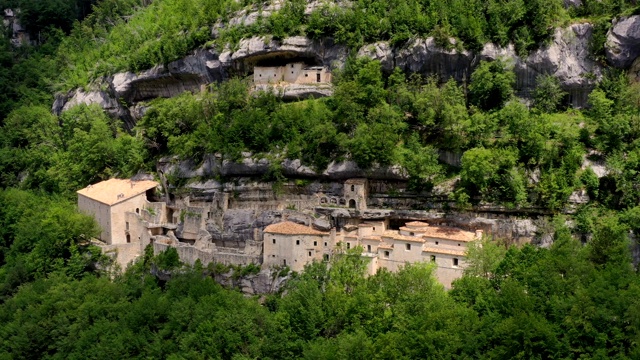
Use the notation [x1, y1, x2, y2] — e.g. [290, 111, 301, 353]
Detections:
[53, 18, 626, 125]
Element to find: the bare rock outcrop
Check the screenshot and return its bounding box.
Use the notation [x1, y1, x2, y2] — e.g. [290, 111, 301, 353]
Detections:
[357, 42, 395, 72]
[395, 38, 473, 83]
[159, 153, 408, 181]
[254, 83, 334, 99]
[522, 23, 601, 106]
[606, 15, 640, 69]
[112, 49, 224, 103]
[359, 23, 601, 108]
[563, 0, 582, 8]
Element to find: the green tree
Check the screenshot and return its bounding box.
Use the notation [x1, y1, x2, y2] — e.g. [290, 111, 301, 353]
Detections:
[469, 60, 515, 111]
[532, 74, 566, 113]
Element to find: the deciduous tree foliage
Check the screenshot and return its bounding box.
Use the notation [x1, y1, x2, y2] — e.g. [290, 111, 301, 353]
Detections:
[0, 215, 638, 359]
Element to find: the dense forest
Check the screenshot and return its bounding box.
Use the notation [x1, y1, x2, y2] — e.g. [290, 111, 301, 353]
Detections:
[1, 0, 640, 358]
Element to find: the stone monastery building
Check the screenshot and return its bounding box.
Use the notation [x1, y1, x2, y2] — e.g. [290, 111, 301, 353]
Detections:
[78, 178, 479, 287]
[77, 178, 167, 267]
[263, 219, 480, 288]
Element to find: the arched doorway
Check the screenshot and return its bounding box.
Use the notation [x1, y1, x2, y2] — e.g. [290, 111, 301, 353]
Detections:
[348, 199, 356, 208]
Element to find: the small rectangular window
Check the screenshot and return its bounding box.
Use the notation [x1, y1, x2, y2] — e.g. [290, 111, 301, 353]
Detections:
[314, 241, 317, 246]
[296, 240, 300, 245]
[435, 241, 439, 245]
[367, 245, 371, 252]
[430, 255, 436, 262]
[346, 242, 351, 249]
[272, 238, 276, 244]
[324, 242, 327, 247]
[453, 258, 459, 266]
[308, 251, 312, 257]
[406, 243, 411, 251]
[126, 222, 129, 230]
[384, 251, 389, 258]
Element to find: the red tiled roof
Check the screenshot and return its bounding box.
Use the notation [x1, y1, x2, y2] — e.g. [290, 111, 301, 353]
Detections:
[77, 179, 158, 206]
[405, 221, 430, 228]
[264, 221, 328, 235]
[422, 226, 475, 242]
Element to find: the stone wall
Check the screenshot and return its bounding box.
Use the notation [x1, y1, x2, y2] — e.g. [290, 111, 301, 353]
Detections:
[153, 241, 262, 266]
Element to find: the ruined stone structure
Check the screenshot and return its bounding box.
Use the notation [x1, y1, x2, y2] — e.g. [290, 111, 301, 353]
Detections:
[78, 176, 524, 287]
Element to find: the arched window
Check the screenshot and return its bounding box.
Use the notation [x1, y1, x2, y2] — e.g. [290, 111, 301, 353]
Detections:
[351, 185, 355, 191]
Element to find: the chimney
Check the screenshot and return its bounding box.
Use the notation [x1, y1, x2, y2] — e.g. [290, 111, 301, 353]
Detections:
[475, 229, 483, 239]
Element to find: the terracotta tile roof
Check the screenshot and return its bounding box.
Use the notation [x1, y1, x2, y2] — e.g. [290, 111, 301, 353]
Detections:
[264, 221, 328, 236]
[422, 246, 466, 256]
[378, 244, 394, 249]
[400, 226, 427, 233]
[393, 234, 425, 243]
[422, 226, 476, 242]
[362, 236, 382, 242]
[77, 178, 158, 206]
[405, 221, 431, 228]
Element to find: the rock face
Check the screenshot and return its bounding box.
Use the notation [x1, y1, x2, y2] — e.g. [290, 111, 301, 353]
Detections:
[112, 49, 225, 103]
[214, 268, 290, 295]
[56, 20, 602, 122]
[606, 15, 640, 69]
[520, 24, 601, 106]
[395, 38, 473, 83]
[159, 153, 409, 181]
[254, 83, 334, 100]
[359, 23, 602, 108]
[219, 36, 348, 74]
[563, 0, 582, 8]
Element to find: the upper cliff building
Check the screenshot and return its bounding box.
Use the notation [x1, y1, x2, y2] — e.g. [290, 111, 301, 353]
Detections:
[252, 62, 333, 100]
[253, 63, 332, 85]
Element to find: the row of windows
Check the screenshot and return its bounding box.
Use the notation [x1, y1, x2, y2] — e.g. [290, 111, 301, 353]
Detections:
[271, 239, 459, 267]
[272, 239, 328, 247]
